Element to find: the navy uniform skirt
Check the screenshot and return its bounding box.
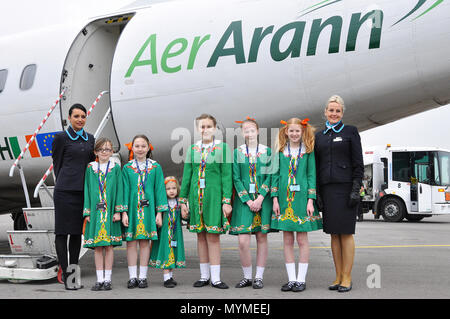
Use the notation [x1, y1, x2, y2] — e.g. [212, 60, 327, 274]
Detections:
[320, 183, 357, 235]
[54, 189, 84, 235]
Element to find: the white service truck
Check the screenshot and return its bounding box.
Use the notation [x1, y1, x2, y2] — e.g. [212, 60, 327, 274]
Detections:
[361, 145, 450, 222]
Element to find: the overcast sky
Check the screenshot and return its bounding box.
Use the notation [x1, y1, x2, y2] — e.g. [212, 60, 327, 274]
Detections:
[2, 0, 450, 151]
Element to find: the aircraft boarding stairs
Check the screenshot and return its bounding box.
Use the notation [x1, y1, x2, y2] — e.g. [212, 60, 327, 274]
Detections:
[0, 186, 87, 282]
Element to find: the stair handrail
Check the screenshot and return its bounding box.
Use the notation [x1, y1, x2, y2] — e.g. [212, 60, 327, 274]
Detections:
[33, 90, 109, 199]
[9, 88, 66, 177]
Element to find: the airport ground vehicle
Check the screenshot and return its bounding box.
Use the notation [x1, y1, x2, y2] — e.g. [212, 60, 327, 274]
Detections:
[361, 145, 450, 222]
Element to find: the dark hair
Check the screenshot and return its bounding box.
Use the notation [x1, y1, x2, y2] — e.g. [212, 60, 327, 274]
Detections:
[131, 134, 153, 159]
[195, 113, 217, 127]
[69, 103, 87, 116]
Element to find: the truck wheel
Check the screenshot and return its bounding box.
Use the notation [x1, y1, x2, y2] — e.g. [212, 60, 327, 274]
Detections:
[13, 212, 27, 230]
[380, 197, 405, 222]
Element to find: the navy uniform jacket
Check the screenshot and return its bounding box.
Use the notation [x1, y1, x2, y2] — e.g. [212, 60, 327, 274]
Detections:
[52, 127, 95, 192]
[314, 122, 364, 186]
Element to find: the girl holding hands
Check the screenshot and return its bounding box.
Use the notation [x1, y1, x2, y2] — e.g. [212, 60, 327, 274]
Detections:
[179, 114, 233, 289]
[271, 118, 323, 292]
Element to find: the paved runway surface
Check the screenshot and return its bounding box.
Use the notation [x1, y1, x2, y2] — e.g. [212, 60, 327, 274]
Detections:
[1, 213, 450, 300]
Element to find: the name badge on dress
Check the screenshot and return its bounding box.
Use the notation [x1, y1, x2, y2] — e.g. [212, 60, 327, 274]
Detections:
[249, 183, 256, 194]
[333, 137, 343, 142]
[171, 240, 177, 248]
[289, 184, 300, 192]
[140, 199, 149, 207]
[96, 201, 106, 210]
[199, 178, 206, 189]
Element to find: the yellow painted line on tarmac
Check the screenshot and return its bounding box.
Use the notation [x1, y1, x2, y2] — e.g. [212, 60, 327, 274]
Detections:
[221, 244, 450, 250]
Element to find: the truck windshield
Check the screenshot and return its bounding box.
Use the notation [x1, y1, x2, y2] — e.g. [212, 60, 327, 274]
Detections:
[436, 151, 450, 186]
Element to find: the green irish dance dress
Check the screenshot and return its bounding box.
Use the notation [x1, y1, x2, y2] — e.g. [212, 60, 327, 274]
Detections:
[83, 161, 125, 248]
[230, 144, 273, 234]
[122, 159, 169, 241]
[149, 198, 186, 269]
[179, 140, 232, 234]
[271, 144, 323, 232]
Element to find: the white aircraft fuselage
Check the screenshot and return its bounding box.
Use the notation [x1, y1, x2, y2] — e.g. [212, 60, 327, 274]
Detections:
[1, 0, 450, 212]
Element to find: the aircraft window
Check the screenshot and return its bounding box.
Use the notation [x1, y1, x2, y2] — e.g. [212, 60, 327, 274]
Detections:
[20, 64, 37, 90]
[0, 69, 7, 93]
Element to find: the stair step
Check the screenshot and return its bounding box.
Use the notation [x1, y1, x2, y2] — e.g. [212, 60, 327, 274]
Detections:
[37, 186, 54, 208]
[7, 230, 56, 255]
[22, 207, 55, 231]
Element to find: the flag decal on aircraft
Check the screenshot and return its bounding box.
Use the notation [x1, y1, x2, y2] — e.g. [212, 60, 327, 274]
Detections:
[0, 132, 60, 161]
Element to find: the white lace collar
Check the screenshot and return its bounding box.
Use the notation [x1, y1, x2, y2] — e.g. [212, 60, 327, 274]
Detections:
[239, 144, 267, 156]
[282, 143, 306, 157]
[130, 158, 155, 170]
[195, 139, 222, 148]
[90, 161, 112, 173]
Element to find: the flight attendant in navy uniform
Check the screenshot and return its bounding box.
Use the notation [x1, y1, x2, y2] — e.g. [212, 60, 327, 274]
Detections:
[314, 95, 364, 293]
[52, 103, 95, 290]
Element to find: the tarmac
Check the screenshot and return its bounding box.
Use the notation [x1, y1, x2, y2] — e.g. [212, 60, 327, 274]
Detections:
[1, 212, 450, 302]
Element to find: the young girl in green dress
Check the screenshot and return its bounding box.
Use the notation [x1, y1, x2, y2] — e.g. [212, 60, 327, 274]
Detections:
[149, 176, 187, 288]
[271, 118, 323, 292]
[122, 134, 169, 289]
[179, 113, 232, 289]
[231, 117, 272, 289]
[83, 137, 125, 291]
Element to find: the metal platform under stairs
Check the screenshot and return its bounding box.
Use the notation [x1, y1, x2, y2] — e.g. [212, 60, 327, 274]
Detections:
[0, 186, 87, 282]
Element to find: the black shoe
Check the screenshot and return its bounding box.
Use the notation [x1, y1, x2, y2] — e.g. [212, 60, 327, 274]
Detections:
[281, 281, 297, 292]
[164, 278, 176, 288]
[292, 282, 306, 292]
[103, 281, 112, 291]
[138, 278, 148, 288]
[91, 282, 104, 291]
[211, 281, 229, 289]
[328, 283, 340, 291]
[127, 278, 139, 289]
[193, 278, 210, 287]
[235, 278, 252, 288]
[253, 278, 264, 289]
[338, 282, 352, 293]
[170, 278, 177, 286]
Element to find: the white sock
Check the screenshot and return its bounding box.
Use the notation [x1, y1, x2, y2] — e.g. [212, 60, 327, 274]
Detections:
[242, 265, 252, 280]
[164, 273, 171, 281]
[139, 266, 148, 279]
[128, 266, 137, 279]
[200, 263, 210, 280]
[285, 263, 296, 282]
[96, 270, 104, 283]
[169, 271, 173, 279]
[104, 269, 112, 282]
[210, 264, 221, 284]
[297, 263, 308, 283]
[255, 266, 265, 280]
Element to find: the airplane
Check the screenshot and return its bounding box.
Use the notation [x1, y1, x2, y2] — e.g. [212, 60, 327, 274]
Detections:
[1, 0, 450, 222]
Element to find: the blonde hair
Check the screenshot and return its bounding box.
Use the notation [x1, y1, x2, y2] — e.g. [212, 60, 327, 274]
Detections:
[276, 118, 315, 153]
[195, 113, 217, 127]
[164, 176, 180, 196]
[326, 95, 345, 112]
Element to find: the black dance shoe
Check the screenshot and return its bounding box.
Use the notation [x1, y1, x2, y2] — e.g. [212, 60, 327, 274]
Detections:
[193, 278, 210, 287]
[127, 278, 139, 289]
[91, 282, 104, 291]
[211, 281, 229, 289]
[235, 278, 252, 288]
